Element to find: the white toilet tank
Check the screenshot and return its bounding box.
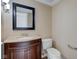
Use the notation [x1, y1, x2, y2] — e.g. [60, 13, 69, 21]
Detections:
[42, 38, 53, 50]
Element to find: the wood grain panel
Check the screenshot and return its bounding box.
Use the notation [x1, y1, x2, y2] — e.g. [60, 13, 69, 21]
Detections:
[4, 39, 41, 59]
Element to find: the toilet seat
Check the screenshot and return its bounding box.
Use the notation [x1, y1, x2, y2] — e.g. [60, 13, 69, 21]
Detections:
[47, 48, 61, 59]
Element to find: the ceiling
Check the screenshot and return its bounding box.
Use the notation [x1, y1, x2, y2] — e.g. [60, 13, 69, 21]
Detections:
[35, 0, 61, 7]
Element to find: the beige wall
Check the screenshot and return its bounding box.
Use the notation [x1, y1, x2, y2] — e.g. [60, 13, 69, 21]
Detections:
[1, 0, 52, 41]
[52, 0, 77, 59]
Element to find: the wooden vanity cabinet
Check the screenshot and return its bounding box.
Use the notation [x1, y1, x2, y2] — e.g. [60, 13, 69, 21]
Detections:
[4, 39, 41, 59]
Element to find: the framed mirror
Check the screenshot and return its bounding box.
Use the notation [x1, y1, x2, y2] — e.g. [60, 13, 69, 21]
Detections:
[13, 3, 35, 30]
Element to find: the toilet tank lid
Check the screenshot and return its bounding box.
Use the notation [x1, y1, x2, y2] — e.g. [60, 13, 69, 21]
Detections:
[42, 38, 53, 41]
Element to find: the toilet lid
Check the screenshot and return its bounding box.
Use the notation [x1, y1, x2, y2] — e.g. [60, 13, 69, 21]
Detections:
[47, 48, 61, 56]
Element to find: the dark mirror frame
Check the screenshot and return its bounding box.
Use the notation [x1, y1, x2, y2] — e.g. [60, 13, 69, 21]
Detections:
[12, 3, 35, 30]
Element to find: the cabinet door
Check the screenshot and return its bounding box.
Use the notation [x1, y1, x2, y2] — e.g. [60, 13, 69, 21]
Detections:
[9, 48, 26, 59]
[28, 44, 41, 59]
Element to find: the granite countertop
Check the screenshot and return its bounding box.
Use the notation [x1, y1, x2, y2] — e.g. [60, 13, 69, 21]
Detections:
[3, 36, 41, 43]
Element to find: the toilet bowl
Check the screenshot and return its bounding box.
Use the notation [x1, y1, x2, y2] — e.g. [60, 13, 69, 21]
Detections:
[47, 48, 61, 59]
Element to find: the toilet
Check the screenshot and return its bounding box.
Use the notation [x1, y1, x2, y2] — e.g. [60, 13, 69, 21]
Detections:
[42, 39, 61, 59]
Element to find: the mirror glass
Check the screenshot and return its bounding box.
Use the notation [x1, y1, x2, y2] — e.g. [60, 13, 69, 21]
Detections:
[13, 3, 35, 30]
[16, 7, 33, 28]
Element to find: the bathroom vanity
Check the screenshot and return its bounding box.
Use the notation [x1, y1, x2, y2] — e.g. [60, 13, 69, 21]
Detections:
[3, 37, 41, 59]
